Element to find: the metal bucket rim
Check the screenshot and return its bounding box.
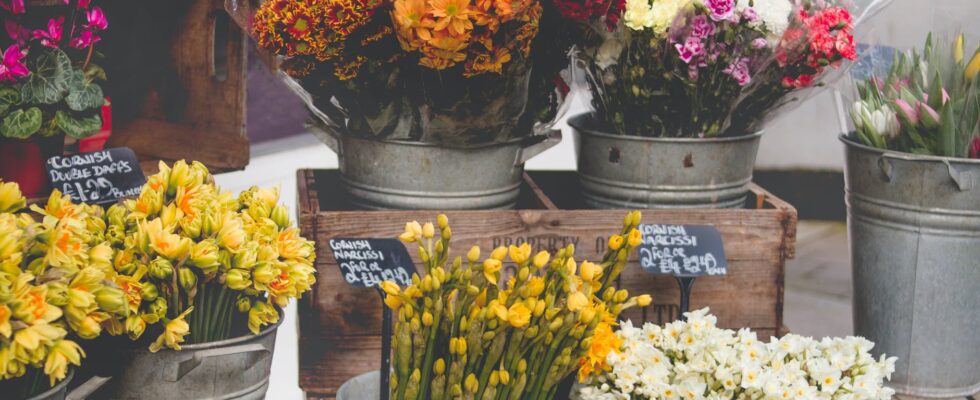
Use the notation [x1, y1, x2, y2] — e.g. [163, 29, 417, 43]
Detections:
[26, 368, 72, 400]
[329, 130, 555, 150]
[568, 113, 764, 144]
[135, 312, 283, 354]
[840, 134, 980, 166]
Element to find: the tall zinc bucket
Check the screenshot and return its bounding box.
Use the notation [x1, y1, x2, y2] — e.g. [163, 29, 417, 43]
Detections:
[569, 114, 762, 209]
[93, 319, 281, 400]
[843, 135, 980, 398]
[310, 122, 561, 210]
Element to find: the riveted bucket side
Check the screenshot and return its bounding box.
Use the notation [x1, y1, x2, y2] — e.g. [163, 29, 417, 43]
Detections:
[95, 318, 282, 400]
[24, 370, 72, 400]
[570, 114, 762, 209]
[842, 136, 980, 398]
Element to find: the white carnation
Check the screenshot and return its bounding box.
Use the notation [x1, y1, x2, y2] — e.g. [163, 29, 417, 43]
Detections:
[737, 0, 794, 36]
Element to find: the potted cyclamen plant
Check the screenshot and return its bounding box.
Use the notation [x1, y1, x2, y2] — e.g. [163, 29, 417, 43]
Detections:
[0, 0, 109, 198]
[251, 0, 568, 210]
[558, 0, 857, 208]
[842, 33, 980, 398]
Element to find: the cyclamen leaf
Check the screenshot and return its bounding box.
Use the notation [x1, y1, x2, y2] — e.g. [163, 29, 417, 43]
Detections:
[0, 108, 43, 139]
[0, 87, 21, 116]
[83, 64, 107, 83]
[20, 49, 72, 104]
[55, 110, 102, 139]
[66, 82, 105, 111]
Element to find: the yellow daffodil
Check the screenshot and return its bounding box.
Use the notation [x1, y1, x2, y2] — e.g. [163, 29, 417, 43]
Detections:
[149, 307, 193, 352]
[0, 181, 25, 214]
[580, 261, 600, 282]
[489, 246, 507, 261]
[482, 259, 502, 284]
[505, 303, 531, 328]
[607, 235, 624, 251]
[567, 291, 590, 312]
[143, 219, 192, 260]
[217, 215, 247, 251]
[967, 50, 980, 81]
[43, 340, 84, 385]
[627, 228, 643, 247]
[508, 243, 531, 264]
[532, 251, 549, 269]
[0, 304, 11, 338]
[247, 302, 280, 334]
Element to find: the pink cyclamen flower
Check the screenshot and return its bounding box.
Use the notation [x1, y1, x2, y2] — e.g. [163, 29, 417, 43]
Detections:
[85, 7, 108, 31]
[704, 0, 735, 22]
[5, 18, 29, 45]
[62, 0, 91, 7]
[691, 15, 716, 39]
[33, 17, 64, 48]
[723, 57, 752, 86]
[70, 30, 101, 49]
[0, 45, 28, 82]
[674, 36, 704, 64]
[0, 0, 24, 14]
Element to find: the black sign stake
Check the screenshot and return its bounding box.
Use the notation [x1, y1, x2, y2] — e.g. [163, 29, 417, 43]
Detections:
[636, 224, 728, 322]
[378, 288, 392, 400]
[676, 276, 697, 319]
[328, 238, 417, 400]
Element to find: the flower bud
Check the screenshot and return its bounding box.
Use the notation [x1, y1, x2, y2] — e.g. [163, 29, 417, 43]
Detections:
[225, 269, 252, 290]
[178, 269, 198, 291]
[95, 286, 128, 315]
[532, 251, 550, 269]
[467, 246, 480, 263]
[627, 229, 642, 247]
[141, 283, 159, 301]
[489, 371, 499, 386]
[464, 374, 479, 393]
[636, 294, 653, 307]
[441, 226, 451, 240]
[499, 370, 510, 385]
[126, 314, 146, 338]
[45, 282, 70, 306]
[190, 240, 221, 272]
[607, 235, 624, 251]
[89, 243, 114, 271]
[252, 262, 277, 284]
[76, 315, 103, 339]
[434, 358, 446, 375]
[232, 244, 258, 270]
[149, 258, 174, 281]
[422, 222, 435, 239]
[0, 181, 25, 213]
[422, 311, 434, 326]
[148, 298, 168, 320]
[580, 261, 599, 281]
[614, 289, 629, 303]
[271, 205, 291, 228]
[490, 246, 507, 261]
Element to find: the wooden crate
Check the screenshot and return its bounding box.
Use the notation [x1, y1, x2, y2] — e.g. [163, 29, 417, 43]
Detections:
[297, 170, 797, 399]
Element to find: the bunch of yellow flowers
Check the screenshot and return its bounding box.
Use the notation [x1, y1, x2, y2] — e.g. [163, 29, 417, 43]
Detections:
[380, 212, 651, 400]
[0, 181, 128, 390]
[104, 160, 317, 351]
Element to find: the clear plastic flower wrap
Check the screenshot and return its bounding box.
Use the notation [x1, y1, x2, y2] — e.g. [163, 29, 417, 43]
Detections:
[838, 1, 980, 158]
[253, 0, 572, 146]
[558, 0, 888, 138]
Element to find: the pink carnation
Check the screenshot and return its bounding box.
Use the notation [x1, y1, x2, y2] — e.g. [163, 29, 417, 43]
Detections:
[705, 0, 735, 22]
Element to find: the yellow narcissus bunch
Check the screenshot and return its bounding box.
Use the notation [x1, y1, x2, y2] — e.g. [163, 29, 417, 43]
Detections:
[380, 211, 651, 400]
[0, 182, 129, 388]
[104, 161, 316, 352]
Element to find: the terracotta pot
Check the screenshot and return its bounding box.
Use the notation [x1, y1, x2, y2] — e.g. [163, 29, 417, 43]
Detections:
[0, 135, 65, 198]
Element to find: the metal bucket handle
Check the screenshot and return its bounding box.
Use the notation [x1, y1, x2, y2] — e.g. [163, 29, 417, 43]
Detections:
[517, 129, 562, 165]
[878, 153, 974, 192]
[164, 342, 272, 382]
[66, 376, 112, 400]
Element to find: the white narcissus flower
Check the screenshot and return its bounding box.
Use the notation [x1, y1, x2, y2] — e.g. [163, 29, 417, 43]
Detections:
[595, 38, 625, 70]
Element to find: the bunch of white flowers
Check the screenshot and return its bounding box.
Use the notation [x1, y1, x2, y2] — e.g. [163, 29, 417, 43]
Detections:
[575, 308, 897, 400]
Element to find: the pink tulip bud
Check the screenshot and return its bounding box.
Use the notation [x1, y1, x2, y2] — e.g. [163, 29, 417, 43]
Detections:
[893, 99, 919, 125]
[918, 102, 940, 129]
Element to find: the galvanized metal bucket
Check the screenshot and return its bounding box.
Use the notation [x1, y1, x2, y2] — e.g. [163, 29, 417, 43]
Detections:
[24, 370, 72, 400]
[569, 114, 762, 209]
[88, 319, 281, 400]
[336, 371, 572, 400]
[310, 119, 561, 210]
[842, 135, 980, 398]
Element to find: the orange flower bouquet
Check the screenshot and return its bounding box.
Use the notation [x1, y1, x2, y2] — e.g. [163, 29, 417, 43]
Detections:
[252, 0, 565, 145]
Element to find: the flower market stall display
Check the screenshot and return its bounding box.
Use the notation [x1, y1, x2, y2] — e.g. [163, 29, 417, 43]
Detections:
[559, 0, 857, 208]
[0, 181, 132, 399]
[840, 33, 980, 398]
[334, 212, 654, 399]
[70, 160, 317, 399]
[0, 1, 109, 198]
[251, 0, 567, 210]
[574, 308, 897, 400]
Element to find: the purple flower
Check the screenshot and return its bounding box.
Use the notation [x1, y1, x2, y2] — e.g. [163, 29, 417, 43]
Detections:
[674, 36, 704, 64]
[0, 44, 28, 82]
[704, 0, 735, 22]
[723, 57, 752, 86]
[742, 7, 759, 23]
[751, 38, 768, 49]
[691, 15, 716, 39]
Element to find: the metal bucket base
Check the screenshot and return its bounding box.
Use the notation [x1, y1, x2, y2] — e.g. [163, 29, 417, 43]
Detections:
[843, 136, 980, 398]
[570, 114, 761, 210]
[93, 320, 281, 400]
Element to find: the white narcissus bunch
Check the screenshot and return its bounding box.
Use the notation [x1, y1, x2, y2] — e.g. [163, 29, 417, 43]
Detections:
[575, 308, 897, 400]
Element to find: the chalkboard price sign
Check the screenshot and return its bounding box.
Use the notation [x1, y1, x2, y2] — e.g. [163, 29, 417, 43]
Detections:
[46, 147, 146, 205]
[328, 238, 417, 288]
[637, 224, 728, 277]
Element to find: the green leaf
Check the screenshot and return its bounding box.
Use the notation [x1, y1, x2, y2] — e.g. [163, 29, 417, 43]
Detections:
[0, 87, 21, 116]
[54, 110, 102, 139]
[83, 64, 107, 83]
[20, 49, 72, 104]
[0, 107, 43, 139]
[939, 104, 956, 157]
[928, 70, 945, 111]
[66, 81, 105, 111]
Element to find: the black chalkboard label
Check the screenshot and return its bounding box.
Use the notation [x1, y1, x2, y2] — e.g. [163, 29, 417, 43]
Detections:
[328, 238, 417, 288]
[46, 147, 145, 205]
[637, 224, 728, 277]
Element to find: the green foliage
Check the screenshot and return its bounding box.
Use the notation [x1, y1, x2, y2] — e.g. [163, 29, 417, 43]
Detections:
[0, 87, 21, 116]
[20, 48, 72, 105]
[55, 110, 102, 139]
[0, 108, 43, 139]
